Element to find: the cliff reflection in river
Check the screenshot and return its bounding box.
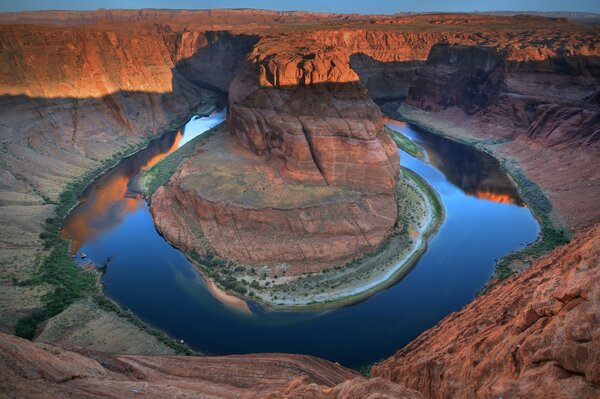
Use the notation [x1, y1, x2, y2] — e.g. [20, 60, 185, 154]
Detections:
[62, 109, 226, 254]
[385, 118, 525, 207]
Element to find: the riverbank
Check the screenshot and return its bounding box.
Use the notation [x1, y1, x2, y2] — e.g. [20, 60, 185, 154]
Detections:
[381, 101, 570, 280]
[11, 94, 221, 354]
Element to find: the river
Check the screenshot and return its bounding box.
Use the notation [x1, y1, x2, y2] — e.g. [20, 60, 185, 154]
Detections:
[62, 107, 540, 369]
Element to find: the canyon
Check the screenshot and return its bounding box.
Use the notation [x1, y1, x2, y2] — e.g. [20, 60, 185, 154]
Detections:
[0, 9, 598, 398]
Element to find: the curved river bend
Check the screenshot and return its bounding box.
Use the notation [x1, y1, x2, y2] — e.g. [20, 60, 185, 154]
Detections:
[62, 108, 540, 369]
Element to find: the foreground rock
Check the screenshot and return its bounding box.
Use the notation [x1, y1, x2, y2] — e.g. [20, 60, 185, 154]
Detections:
[0, 331, 420, 399]
[372, 224, 600, 398]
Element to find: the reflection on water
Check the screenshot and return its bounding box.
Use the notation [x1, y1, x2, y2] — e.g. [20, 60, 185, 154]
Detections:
[62, 108, 226, 254]
[60, 108, 540, 369]
[385, 118, 524, 206]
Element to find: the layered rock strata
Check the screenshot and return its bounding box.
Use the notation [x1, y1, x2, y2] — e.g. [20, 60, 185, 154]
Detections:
[402, 40, 600, 232]
[0, 9, 598, 366]
[0, 331, 421, 398]
[151, 36, 402, 272]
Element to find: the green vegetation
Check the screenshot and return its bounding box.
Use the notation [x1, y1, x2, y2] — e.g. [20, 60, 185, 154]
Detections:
[495, 162, 570, 280]
[15, 105, 218, 350]
[189, 251, 249, 296]
[17, 150, 134, 338]
[142, 124, 223, 198]
[402, 168, 443, 236]
[385, 126, 426, 160]
[15, 242, 95, 339]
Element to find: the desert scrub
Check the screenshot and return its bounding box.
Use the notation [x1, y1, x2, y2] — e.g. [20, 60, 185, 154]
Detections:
[495, 162, 570, 279]
[15, 241, 96, 339]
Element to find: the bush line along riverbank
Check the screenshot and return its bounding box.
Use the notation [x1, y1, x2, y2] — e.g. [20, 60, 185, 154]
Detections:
[380, 101, 570, 280]
[14, 100, 219, 354]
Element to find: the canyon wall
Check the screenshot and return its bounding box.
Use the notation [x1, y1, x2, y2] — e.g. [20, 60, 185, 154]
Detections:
[0, 11, 598, 395]
[0, 23, 250, 343]
[400, 38, 600, 232]
[372, 224, 600, 399]
[407, 44, 507, 113]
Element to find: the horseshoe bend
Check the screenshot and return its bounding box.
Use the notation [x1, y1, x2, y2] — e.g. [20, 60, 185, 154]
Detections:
[0, 7, 599, 399]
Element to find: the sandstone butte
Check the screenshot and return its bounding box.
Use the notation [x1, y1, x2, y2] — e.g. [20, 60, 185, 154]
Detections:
[0, 9, 598, 398]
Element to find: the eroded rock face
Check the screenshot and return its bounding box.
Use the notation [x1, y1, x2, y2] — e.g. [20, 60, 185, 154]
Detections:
[0, 331, 421, 399]
[151, 42, 402, 272]
[227, 52, 400, 193]
[399, 37, 600, 232]
[372, 224, 600, 399]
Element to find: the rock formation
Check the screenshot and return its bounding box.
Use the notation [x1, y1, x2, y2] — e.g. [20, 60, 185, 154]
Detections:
[150, 41, 402, 272]
[372, 224, 600, 398]
[0, 331, 420, 399]
[407, 44, 507, 113]
[0, 11, 598, 397]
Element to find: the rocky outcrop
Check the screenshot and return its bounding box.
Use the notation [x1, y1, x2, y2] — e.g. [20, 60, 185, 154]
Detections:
[0, 331, 420, 399]
[151, 39, 403, 272]
[168, 31, 259, 92]
[227, 52, 399, 192]
[151, 129, 398, 273]
[372, 224, 600, 399]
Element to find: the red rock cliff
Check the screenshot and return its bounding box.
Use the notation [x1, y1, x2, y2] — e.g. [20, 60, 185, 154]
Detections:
[227, 49, 399, 193]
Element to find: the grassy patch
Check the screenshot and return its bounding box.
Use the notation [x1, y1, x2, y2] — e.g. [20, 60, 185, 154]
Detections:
[402, 168, 444, 235]
[385, 126, 426, 160]
[15, 241, 96, 339]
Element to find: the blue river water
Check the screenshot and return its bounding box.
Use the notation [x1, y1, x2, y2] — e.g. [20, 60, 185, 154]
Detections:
[62, 109, 540, 369]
